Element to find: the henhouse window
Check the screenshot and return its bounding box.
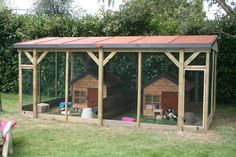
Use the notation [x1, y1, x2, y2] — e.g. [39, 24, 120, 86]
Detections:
[74, 90, 86, 103]
[145, 95, 160, 110]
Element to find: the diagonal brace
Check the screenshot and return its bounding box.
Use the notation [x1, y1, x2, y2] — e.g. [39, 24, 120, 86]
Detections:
[103, 51, 117, 66]
[184, 52, 201, 67]
[37, 51, 48, 64]
[165, 52, 180, 68]
[23, 51, 33, 64]
[87, 51, 99, 65]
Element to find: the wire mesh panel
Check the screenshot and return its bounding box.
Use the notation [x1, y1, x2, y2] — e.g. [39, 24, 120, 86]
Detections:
[22, 69, 33, 111]
[184, 71, 204, 126]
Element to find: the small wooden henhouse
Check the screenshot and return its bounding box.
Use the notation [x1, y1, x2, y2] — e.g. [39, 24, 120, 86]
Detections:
[71, 71, 122, 109]
[143, 73, 193, 117]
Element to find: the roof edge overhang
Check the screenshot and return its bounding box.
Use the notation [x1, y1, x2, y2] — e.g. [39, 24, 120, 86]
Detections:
[13, 43, 213, 50]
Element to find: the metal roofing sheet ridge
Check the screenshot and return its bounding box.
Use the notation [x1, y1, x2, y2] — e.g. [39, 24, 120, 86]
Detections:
[168, 36, 181, 44]
[14, 37, 58, 45]
[94, 36, 114, 44]
[34, 37, 62, 44]
[62, 37, 87, 44]
[128, 36, 146, 44]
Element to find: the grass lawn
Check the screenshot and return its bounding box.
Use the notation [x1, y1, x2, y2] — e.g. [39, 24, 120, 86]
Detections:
[1, 92, 236, 157]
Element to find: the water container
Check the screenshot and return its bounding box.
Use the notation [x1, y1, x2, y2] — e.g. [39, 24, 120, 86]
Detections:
[81, 108, 93, 118]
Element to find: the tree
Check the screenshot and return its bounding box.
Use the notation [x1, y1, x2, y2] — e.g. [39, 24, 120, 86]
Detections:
[34, 0, 74, 16]
[0, 0, 6, 10]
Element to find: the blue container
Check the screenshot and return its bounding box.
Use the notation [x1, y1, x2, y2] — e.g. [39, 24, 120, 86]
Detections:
[59, 102, 72, 109]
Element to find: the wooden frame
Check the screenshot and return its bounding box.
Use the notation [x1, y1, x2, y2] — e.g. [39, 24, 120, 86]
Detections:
[137, 52, 142, 127]
[17, 45, 217, 131]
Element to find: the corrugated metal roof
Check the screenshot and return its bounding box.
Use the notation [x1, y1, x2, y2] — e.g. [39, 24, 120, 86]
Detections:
[13, 35, 217, 49]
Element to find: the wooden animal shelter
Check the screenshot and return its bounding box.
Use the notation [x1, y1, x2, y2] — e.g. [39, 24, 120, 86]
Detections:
[71, 71, 122, 109]
[14, 35, 218, 131]
[143, 73, 193, 117]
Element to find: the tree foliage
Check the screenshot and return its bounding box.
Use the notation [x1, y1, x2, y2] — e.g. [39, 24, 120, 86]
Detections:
[0, 0, 236, 103]
[34, 0, 74, 16]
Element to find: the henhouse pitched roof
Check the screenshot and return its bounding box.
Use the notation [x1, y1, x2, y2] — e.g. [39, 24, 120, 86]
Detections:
[71, 70, 122, 87]
[13, 35, 217, 49]
[143, 73, 193, 92]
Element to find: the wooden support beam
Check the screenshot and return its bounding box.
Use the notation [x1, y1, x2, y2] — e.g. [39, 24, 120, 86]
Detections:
[55, 52, 58, 98]
[21, 64, 33, 69]
[184, 52, 201, 67]
[178, 49, 185, 131]
[32, 49, 38, 118]
[185, 65, 206, 71]
[98, 49, 104, 126]
[203, 52, 210, 131]
[37, 51, 48, 64]
[103, 51, 117, 66]
[165, 52, 180, 67]
[24, 51, 33, 63]
[65, 51, 69, 122]
[137, 52, 142, 127]
[18, 51, 22, 112]
[87, 51, 99, 65]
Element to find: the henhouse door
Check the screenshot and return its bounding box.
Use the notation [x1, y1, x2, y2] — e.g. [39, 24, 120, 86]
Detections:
[162, 92, 178, 113]
[87, 88, 98, 108]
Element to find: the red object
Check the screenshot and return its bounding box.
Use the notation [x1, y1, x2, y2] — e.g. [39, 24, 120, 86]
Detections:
[121, 117, 136, 122]
[87, 88, 98, 108]
[14, 35, 217, 48]
[0, 121, 16, 142]
[162, 92, 179, 113]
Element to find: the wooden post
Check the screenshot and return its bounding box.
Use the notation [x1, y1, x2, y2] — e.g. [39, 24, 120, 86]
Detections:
[203, 51, 210, 131]
[33, 49, 38, 118]
[178, 50, 185, 131]
[213, 51, 217, 114]
[137, 52, 142, 127]
[55, 52, 58, 98]
[65, 51, 69, 122]
[98, 49, 104, 126]
[18, 51, 22, 112]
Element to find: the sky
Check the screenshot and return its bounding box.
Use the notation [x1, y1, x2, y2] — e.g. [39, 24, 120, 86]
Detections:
[5, 0, 224, 19]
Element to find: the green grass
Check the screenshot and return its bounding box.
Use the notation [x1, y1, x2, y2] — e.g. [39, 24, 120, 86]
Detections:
[1, 92, 236, 157]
